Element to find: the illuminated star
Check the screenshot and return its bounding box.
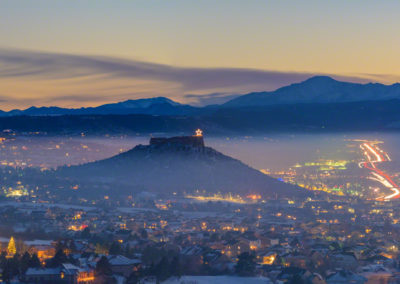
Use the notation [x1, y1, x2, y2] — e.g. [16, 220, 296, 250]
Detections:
[195, 129, 203, 136]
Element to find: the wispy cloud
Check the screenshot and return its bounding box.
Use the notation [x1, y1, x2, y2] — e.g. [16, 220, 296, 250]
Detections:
[184, 93, 242, 106]
[0, 48, 390, 109]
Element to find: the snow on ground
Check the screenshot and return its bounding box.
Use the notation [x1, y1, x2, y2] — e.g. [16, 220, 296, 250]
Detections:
[161, 275, 272, 284]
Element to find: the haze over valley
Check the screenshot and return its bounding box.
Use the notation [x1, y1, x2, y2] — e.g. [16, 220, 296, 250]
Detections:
[3, 1, 400, 283]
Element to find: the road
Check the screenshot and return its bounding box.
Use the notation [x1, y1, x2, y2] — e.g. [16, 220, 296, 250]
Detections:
[359, 141, 399, 200]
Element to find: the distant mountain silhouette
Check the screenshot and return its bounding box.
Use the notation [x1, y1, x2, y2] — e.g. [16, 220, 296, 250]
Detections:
[223, 76, 400, 107]
[1, 97, 197, 116]
[2, 76, 400, 117]
[2, 76, 400, 133]
[58, 135, 309, 198]
[4, 99, 400, 134]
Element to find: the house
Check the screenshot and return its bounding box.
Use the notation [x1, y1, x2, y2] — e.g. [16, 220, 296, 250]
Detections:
[331, 253, 358, 270]
[180, 245, 206, 274]
[276, 267, 311, 283]
[306, 273, 326, 284]
[107, 255, 141, 277]
[23, 264, 95, 284]
[202, 250, 231, 272]
[259, 252, 277, 265]
[25, 240, 56, 262]
[359, 264, 394, 284]
[23, 267, 62, 283]
[28, 245, 56, 262]
[285, 253, 308, 269]
[62, 263, 95, 284]
[326, 270, 367, 284]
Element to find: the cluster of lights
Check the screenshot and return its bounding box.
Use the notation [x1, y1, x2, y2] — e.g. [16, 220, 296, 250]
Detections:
[185, 193, 250, 204]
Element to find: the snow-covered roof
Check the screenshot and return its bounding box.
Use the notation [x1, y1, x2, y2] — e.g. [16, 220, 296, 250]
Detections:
[108, 255, 141, 266]
[25, 268, 61, 276]
[25, 239, 53, 246]
[162, 276, 272, 284]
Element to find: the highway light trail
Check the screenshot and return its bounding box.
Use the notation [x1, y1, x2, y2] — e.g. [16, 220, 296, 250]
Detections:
[359, 142, 399, 200]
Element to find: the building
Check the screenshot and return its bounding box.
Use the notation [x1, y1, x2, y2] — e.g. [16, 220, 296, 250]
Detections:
[23, 264, 95, 284]
[107, 255, 141, 277]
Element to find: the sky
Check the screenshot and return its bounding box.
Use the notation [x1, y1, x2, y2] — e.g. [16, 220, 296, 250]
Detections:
[1, 0, 400, 110]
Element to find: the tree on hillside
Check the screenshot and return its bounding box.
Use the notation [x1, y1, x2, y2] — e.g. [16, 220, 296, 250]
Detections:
[109, 241, 122, 255]
[29, 253, 41, 268]
[7, 237, 16, 256]
[20, 252, 31, 273]
[47, 249, 68, 267]
[235, 252, 256, 276]
[154, 256, 170, 282]
[170, 256, 182, 277]
[96, 256, 112, 276]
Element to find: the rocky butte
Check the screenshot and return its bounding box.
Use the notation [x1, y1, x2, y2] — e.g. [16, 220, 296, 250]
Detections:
[150, 129, 205, 148]
[57, 129, 312, 199]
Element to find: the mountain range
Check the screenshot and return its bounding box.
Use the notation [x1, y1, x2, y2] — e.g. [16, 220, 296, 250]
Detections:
[2, 76, 400, 133]
[0, 97, 198, 117]
[222, 76, 400, 107]
[2, 76, 400, 117]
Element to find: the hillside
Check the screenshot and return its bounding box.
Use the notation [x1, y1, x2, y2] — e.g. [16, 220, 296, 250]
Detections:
[58, 136, 309, 198]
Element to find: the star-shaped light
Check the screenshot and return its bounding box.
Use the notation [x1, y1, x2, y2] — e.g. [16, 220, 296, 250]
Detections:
[195, 129, 203, 137]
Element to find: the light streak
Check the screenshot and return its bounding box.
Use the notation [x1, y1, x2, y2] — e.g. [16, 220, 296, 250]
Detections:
[363, 143, 383, 163]
[370, 172, 393, 188]
[384, 188, 400, 200]
[360, 141, 400, 200]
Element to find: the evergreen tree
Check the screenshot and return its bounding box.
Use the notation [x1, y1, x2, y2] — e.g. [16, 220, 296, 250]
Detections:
[68, 240, 77, 253]
[2, 256, 20, 283]
[0, 252, 7, 267]
[127, 270, 141, 284]
[125, 243, 131, 256]
[7, 237, 16, 256]
[170, 256, 182, 277]
[96, 256, 112, 276]
[20, 252, 31, 273]
[81, 227, 91, 239]
[95, 243, 108, 255]
[147, 262, 155, 277]
[16, 239, 28, 255]
[109, 241, 122, 255]
[154, 256, 170, 282]
[140, 229, 148, 239]
[235, 252, 256, 276]
[289, 274, 305, 284]
[11, 254, 20, 276]
[29, 253, 41, 268]
[47, 249, 68, 267]
[142, 247, 163, 265]
[55, 240, 65, 251]
[2, 260, 12, 284]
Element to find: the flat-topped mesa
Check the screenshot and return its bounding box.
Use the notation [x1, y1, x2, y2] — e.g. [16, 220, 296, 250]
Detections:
[150, 135, 205, 148]
[150, 129, 205, 148]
